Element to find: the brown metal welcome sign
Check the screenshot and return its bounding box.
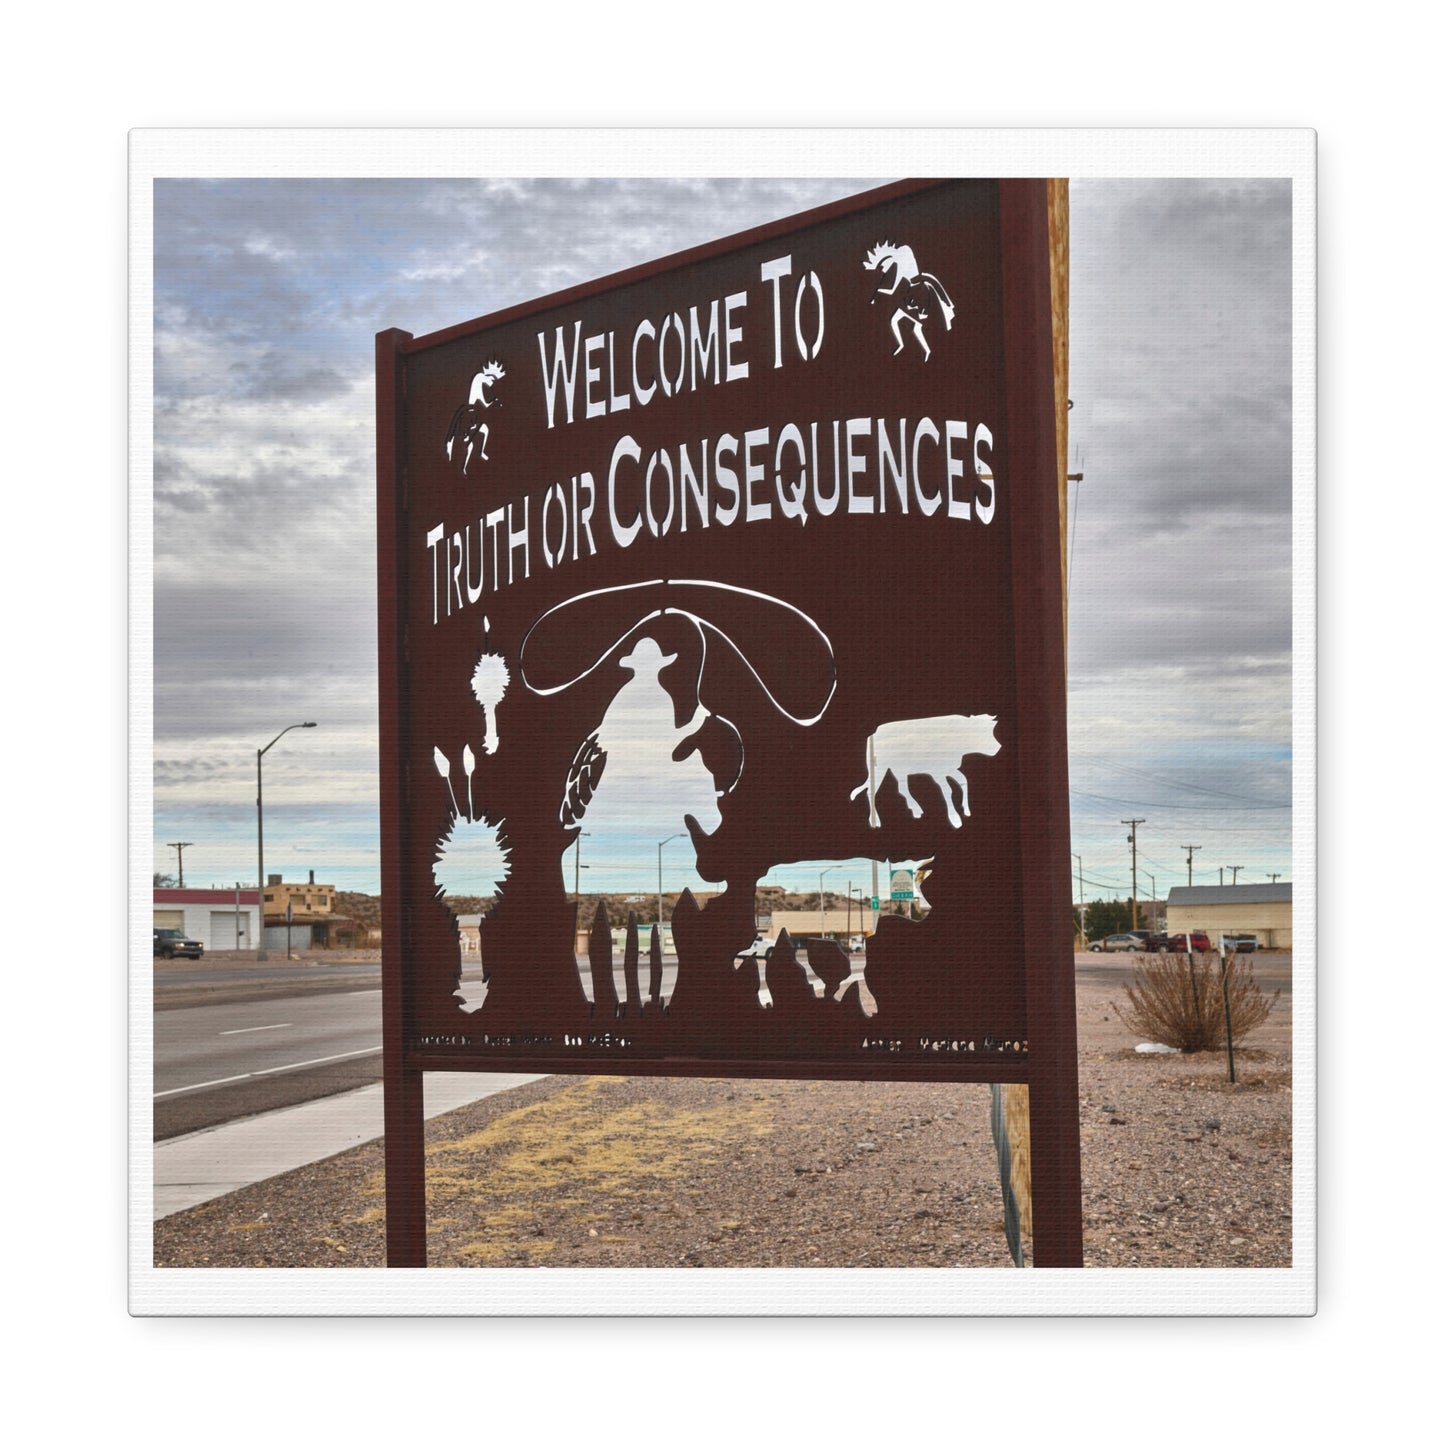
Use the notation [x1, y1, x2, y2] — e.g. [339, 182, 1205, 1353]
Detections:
[377, 179, 1081, 1266]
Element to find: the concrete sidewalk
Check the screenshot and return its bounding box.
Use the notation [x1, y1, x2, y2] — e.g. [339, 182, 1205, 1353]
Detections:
[152, 1072, 546, 1220]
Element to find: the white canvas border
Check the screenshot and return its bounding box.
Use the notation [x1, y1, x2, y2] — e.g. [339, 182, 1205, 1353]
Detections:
[130, 127, 1315, 1317]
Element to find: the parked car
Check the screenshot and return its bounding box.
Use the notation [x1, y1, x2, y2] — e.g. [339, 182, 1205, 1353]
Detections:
[1166, 931, 1212, 954]
[1222, 934, 1258, 953]
[1135, 930, 1169, 951]
[153, 927, 203, 960]
[1091, 932, 1145, 952]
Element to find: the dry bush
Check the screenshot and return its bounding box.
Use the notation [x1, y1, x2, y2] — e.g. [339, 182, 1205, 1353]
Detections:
[1121, 951, 1279, 1052]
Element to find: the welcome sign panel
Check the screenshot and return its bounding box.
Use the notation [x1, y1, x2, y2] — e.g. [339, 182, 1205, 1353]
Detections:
[383, 179, 1059, 1075]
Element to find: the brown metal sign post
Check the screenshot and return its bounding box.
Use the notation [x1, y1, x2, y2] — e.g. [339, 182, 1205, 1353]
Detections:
[377, 179, 1081, 1268]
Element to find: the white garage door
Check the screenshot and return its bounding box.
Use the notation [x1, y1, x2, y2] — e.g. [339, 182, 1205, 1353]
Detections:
[210, 910, 250, 949]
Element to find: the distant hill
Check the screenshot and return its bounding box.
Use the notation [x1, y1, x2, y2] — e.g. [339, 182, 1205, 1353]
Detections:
[335, 891, 383, 939]
[332, 888, 855, 938]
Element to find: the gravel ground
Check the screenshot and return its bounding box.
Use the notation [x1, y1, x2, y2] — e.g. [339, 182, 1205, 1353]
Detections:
[152, 952, 1293, 1269]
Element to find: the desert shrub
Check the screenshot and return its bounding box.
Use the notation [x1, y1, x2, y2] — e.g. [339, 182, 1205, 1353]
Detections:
[1121, 951, 1279, 1052]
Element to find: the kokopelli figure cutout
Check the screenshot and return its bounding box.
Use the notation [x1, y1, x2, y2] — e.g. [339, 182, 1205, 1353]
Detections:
[864, 241, 956, 361]
[446, 360, 506, 474]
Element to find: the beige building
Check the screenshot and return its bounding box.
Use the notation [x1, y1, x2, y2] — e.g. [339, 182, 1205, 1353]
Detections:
[1165, 882, 1292, 951]
[769, 906, 880, 942]
[262, 871, 353, 948]
[263, 871, 336, 917]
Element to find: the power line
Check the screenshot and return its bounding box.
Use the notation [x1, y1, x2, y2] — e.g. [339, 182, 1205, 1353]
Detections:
[1070, 808, 1290, 838]
[1077, 872, 1128, 891]
[1087, 757, 1288, 806]
[1070, 786, 1288, 813]
[1136, 847, 1186, 875]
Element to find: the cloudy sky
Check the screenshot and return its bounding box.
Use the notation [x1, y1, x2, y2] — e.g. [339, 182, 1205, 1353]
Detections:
[148, 166, 1295, 907]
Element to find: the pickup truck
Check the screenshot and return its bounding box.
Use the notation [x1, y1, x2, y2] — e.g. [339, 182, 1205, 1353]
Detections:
[734, 933, 778, 962]
[153, 927, 204, 960]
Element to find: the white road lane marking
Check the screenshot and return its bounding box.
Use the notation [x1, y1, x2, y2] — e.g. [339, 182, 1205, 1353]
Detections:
[154, 1046, 383, 1099]
[219, 1022, 294, 1035]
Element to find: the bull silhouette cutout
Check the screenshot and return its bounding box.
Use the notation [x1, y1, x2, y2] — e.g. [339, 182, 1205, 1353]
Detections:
[852, 713, 1001, 828]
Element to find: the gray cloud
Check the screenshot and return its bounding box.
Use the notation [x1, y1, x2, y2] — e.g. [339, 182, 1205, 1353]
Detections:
[236, 354, 354, 402]
[1065, 175, 1293, 744]
[1069, 178, 1291, 534]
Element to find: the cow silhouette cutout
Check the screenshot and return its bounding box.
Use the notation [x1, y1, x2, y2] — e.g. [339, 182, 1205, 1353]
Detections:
[852, 713, 1001, 828]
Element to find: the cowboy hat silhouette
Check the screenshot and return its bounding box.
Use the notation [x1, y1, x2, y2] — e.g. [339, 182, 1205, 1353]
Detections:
[517, 579, 836, 728]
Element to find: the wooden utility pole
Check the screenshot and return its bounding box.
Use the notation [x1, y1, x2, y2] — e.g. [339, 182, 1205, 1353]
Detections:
[1122, 819, 1145, 928]
[994, 178, 1082, 1268]
[1182, 844, 1200, 885]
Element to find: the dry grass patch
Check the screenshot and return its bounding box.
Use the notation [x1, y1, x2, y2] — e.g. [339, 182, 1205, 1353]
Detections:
[375, 1076, 777, 1264]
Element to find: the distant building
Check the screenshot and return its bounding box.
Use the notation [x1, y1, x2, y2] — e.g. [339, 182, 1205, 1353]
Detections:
[1165, 882, 1293, 950]
[153, 887, 260, 951]
[769, 906, 880, 942]
[260, 870, 355, 950]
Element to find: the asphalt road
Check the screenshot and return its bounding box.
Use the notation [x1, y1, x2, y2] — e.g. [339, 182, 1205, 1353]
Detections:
[148, 948, 696, 1138]
[153, 985, 386, 1139]
[153, 955, 481, 1138]
[155, 958, 385, 1010]
[152, 949, 1291, 1140]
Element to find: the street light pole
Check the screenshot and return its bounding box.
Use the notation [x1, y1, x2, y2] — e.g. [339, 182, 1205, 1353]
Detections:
[657, 833, 685, 941]
[820, 865, 842, 939]
[573, 831, 591, 902]
[257, 722, 317, 961]
[1071, 852, 1085, 945]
